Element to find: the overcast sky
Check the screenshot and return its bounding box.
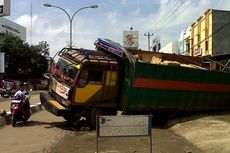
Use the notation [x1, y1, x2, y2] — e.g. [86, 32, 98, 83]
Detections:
[5, 0, 230, 57]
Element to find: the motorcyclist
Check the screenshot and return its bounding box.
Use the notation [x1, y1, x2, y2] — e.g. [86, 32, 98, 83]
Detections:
[11, 83, 31, 126]
[13, 83, 26, 100]
[12, 83, 30, 110]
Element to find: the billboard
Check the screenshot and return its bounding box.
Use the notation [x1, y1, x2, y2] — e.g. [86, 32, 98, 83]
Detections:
[0, 0, 10, 17]
[123, 31, 139, 49]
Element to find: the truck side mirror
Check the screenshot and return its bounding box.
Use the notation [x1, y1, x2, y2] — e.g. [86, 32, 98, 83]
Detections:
[76, 70, 89, 88]
[77, 78, 88, 88]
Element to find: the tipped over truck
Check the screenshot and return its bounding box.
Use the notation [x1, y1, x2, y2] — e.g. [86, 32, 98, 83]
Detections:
[40, 38, 230, 128]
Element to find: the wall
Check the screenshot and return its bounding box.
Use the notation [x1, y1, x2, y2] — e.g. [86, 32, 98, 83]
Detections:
[0, 17, 26, 41]
[159, 41, 179, 54]
[212, 10, 230, 56]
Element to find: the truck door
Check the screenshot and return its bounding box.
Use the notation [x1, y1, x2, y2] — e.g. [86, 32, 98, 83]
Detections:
[73, 69, 118, 105]
[103, 70, 118, 102]
[74, 69, 104, 104]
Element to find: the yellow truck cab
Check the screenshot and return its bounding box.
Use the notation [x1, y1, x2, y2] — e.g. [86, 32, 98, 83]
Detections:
[40, 48, 120, 127]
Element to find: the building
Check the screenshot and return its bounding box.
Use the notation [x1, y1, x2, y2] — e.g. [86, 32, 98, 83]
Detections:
[179, 9, 230, 71]
[159, 41, 179, 54]
[178, 26, 191, 55]
[0, 17, 26, 41]
[189, 9, 230, 57]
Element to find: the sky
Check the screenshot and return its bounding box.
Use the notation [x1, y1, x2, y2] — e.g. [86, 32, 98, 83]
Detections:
[4, 0, 230, 57]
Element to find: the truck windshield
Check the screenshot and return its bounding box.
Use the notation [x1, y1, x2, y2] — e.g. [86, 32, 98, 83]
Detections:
[52, 58, 78, 86]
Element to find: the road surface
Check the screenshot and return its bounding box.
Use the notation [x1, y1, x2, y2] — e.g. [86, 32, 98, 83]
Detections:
[0, 91, 230, 153]
[0, 110, 67, 153]
[0, 110, 204, 153]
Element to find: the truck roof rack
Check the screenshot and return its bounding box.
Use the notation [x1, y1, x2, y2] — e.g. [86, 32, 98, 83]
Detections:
[58, 47, 118, 65]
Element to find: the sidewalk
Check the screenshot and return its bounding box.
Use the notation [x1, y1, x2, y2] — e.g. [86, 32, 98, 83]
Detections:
[0, 90, 45, 126]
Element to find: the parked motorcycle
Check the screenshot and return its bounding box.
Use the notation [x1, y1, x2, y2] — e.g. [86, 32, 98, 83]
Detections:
[10, 94, 31, 127]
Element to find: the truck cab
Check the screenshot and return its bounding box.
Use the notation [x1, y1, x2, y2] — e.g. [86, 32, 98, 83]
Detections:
[40, 48, 120, 127]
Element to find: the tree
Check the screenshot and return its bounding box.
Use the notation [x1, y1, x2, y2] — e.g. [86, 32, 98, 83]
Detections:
[0, 32, 50, 81]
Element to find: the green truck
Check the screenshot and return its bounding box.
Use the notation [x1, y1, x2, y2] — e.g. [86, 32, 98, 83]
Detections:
[40, 38, 230, 128]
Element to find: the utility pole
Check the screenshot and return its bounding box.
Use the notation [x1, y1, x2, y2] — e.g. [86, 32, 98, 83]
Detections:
[144, 32, 154, 51]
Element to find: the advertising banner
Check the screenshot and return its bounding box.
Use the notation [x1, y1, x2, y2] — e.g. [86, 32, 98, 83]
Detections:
[123, 31, 139, 49]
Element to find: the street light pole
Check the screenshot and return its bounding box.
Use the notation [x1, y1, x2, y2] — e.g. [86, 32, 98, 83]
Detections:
[43, 3, 98, 49]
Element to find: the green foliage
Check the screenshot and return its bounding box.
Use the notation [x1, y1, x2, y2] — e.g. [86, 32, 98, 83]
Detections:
[0, 33, 50, 81]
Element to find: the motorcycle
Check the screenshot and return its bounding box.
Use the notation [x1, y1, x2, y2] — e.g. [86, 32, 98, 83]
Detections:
[10, 93, 31, 127]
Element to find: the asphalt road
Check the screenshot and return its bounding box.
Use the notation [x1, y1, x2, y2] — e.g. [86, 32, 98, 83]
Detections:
[0, 110, 67, 153]
[0, 91, 230, 153]
[0, 109, 205, 153]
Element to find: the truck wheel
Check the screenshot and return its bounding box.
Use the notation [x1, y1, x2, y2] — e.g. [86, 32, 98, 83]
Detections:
[1, 93, 4, 97]
[66, 113, 82, 130]
[88, 108, 103, 129]
[63, 114, 72, 123]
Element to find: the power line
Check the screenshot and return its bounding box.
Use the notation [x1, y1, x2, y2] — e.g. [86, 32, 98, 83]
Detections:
[153, 0, 196, 34]
[153, 0, 187, 30]
[152, 0, 182, 29]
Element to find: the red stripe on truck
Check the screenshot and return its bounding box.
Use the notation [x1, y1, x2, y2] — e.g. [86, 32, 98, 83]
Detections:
[133, 78, 230, 93]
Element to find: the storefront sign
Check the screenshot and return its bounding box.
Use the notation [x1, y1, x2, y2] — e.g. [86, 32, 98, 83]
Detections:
[194, 48, 201, 56]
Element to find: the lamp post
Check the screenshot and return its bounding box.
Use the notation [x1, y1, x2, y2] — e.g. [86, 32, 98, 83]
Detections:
[43, 3, 98, 49]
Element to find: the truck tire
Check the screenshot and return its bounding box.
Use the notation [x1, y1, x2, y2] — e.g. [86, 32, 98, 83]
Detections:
[87, 108, 103, 129]
[63, 114, 72, 123]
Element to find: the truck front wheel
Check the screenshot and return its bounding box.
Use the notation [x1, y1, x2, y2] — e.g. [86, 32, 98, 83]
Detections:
[63, 114, 72, 123]
[87, 108, 103, 129]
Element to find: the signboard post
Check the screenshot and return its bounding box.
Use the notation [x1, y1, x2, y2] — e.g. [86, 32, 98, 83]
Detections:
[96, 115, 153, 153]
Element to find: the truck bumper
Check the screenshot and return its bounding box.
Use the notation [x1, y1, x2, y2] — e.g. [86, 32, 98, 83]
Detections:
[40, 92, 70, 116]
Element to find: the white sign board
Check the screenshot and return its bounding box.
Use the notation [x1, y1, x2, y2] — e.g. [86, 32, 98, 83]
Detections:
[0, 0, 10, 17]
[96, 115, 153, 153]
[97, 115, 151, 137]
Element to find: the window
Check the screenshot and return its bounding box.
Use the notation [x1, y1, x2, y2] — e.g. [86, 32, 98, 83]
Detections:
[53, 59, 78, 86]
[77, 69, 103, 88]
[88, 70, 103, 82]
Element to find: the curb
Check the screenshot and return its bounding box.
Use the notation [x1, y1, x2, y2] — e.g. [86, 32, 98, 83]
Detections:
[0, 103, 43, 126]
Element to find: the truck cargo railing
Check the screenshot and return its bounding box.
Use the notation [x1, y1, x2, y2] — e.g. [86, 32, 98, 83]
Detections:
[58, 47, 118, 66]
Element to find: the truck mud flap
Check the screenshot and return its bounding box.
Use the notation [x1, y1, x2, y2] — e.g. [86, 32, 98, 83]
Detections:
[40, 92, 70, 116]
